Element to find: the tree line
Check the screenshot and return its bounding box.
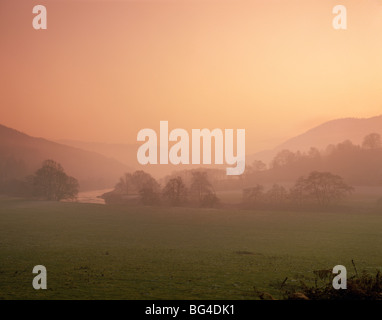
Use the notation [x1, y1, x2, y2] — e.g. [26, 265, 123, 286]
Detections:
[103, 168, 355, 210]
[0, 158, 357, 210]
[242, 171, 354, 210]
[217, 132, 382, 190]
[102, 170, 219, 207]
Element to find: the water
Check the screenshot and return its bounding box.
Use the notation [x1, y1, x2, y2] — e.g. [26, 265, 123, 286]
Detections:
[76, 189, 112, 204]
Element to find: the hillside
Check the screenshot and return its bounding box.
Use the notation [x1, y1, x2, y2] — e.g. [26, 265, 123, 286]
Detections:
[0, 124, 131, 190]
[248, 115, 382, 164]
[57, 139, 228, 179]
[57, 139, 139, 169]
[60, 115, 382, 178]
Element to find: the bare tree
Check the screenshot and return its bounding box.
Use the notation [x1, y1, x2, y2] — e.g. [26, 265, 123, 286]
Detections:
[162, 176, 187, 206]
[189, 171, 218, 207]
[271, 149, 297, 168]
[114, 173, 129, 195]
[362, 133, 382, 150]
[292, 171, 353, 207]
[307, 147, 321, 159]
[126, 171, 161, 205]
[33, 160, 79, 201]
[103, 170, 161, 205]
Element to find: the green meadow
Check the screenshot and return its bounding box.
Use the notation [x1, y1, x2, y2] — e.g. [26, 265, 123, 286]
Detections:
[0, 197, 381, 300]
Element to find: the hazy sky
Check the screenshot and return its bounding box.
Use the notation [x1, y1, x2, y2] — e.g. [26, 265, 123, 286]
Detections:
[1, 0, 382, 152]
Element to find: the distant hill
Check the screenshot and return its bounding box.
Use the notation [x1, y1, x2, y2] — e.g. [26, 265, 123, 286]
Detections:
[57, 139, 139, 169]
[0, 124, 132, 190]
[60, 115, 382, 178]
[57, 139, 227, 179]
[248, 115, 382, 165]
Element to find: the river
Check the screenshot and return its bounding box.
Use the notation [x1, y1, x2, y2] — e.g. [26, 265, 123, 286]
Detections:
[76, 189, 112, 204]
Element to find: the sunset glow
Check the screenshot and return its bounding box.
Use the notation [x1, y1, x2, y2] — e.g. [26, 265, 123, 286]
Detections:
[1, 0, 382, 152]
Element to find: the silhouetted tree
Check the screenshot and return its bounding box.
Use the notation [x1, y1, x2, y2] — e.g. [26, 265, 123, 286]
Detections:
[114, 173, 130, 195]
[362, 133, 382, 150]
[271, 149, 297, 168]
[335, 140, 358, 152]
[103, 170, 160, 205]
[162, 176, 187, 206]
[307, 147, 321, 159]
[129, 171, 160, 193]
[33, 160, 79, 201]
[289, 176, 306, 206]
[292, 171, 353, 207]
[189, 171, 218, 207]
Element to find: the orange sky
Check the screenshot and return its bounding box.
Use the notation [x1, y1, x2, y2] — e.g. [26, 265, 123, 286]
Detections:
[1, 0, 382, 152]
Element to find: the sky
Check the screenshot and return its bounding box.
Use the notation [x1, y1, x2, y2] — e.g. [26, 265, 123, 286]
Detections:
[1, 0, 382, 153]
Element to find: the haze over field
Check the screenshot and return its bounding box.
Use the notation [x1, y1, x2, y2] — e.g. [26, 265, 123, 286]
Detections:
[1, 0, 382, 301]
[1, 0, 382, 153]
[1, 0, 382, 192]
[2, 114, 382, 190]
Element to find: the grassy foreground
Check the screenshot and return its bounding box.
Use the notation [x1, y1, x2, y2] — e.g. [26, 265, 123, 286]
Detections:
[0, 198, 381, 300]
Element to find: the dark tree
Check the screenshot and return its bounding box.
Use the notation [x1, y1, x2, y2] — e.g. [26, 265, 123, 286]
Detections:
[362, 133, 382, 150]
[129, 171, 160, 194]
[292, 171, 353, 207]
[33, 160, 79, 201]
[114, 173, 130, 195]
[189, 171, 218, 207]
[115, 171, 160, 194]
[138, 175, 161, 205]
[307, 147, 321, 159]
[104, 170, 160, 205]
[271, 149, 297, 168]
[162, 176, 188, 206]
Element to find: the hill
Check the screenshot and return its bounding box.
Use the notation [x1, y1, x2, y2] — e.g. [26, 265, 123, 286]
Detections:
[57, 139, 139, 170]
[248, 115, 382, 165]
[0, 124, 131, 190]
[57, 139, 228, 179]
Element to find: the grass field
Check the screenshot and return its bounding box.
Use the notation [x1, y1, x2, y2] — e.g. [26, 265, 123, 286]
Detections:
[0, 197, 381, 300]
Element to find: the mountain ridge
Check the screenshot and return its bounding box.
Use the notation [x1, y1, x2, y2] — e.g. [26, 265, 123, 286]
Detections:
[248, 115, 382, 164]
